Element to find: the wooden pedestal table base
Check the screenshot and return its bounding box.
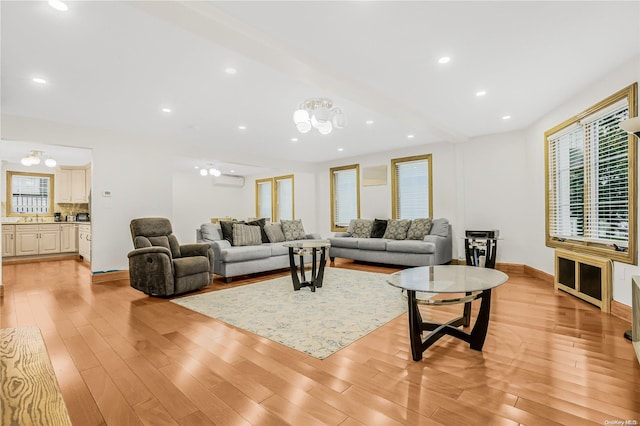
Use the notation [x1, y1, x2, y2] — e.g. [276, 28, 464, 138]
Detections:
[283, 241, 330, 292]
[387, 265, 508, 361]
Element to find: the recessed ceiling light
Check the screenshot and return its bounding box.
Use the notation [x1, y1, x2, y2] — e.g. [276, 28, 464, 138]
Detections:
[194, 166, 199, 169]
[502, 115, 511, 120]
[230, 169, 235, 173]
[32, 77, 47, 85]
[48, 0, 68, 11]
[238, 125, 247, 130]
[475, 90, 487, 97]
[337, 148, 344, 152]
[365, 120, 374, 125]
[438, 56, 451, 64]
[225, 67, 237, 75]
[407, 134, 415, 139]
[291, 138, 298, 142]
[161, 107, 172, 113]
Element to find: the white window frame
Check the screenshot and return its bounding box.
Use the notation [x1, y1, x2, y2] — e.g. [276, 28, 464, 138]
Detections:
[7, 171, 55, 217]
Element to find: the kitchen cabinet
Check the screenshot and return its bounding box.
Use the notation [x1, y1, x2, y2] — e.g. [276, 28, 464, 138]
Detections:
[78, 224, 91, 262]
[15, 224, 61, 256]
[56, 167, 89, 203]
[60, 224, 77, 253]
[2, 225, 15, 257]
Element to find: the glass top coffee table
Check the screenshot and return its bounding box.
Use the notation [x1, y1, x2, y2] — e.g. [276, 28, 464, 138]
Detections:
[387, 265, 508, 361]
[283, 241, 331, 292]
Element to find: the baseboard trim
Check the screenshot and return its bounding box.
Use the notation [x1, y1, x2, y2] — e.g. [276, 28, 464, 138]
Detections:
[523, 264, 554, 285]
[2, 254, 79, 265]
[91, 270, 129, 284]
[611, 299, 632, 323]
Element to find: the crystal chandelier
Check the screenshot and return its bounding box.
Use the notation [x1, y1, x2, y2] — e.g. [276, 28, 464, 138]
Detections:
[293, 98, 346, 135]
[21, 150, 56, 167]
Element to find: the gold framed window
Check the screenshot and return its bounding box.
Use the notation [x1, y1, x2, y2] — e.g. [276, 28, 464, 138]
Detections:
[7, 171, 55, 217]
[255, 174, 294, 222]
[391, 154, 433, 219]
[330, 164, 360, 231]
[545, 83, 638, 264]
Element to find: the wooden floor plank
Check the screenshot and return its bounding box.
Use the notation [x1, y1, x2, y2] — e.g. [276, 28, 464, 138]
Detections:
[1, 258, 638, 425]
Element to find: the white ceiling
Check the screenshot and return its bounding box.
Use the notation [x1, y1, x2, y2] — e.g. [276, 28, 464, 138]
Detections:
[1, 1, 639, 174]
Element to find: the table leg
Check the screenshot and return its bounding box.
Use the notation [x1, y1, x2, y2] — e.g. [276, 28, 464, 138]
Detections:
[407, 290, 425, 361]
[289, 248, 302, 291]
[469, 289, 492, 350]
[315, 247, 327, 288]
[299, 254, 306, 282]
[462, 292, 472, 327]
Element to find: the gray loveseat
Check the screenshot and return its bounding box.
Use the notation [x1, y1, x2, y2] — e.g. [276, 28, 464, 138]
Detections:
[328, 218, 452, 267]
[196, 220, 325, 282]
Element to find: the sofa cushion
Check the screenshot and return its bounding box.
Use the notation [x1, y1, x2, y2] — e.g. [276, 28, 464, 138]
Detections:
[370, 219, 388, 238]
[329, 237, 360, 249]
[264, 223, 285, 243]
[200, 223, 222, 241]
[232, 223, 262, 246]
[281, 219, 306, 241]
[220, 221, 242, 243]
[406, 218, 433, 240]
[247, 218, 269, 243]
[268, 243, 289, 257]
[173, 256, 210, 278]
[358, 239, 388, 251]
[386, 240, 436, 254]
[382, 219, 411, 240]
[347, 219, 373, 238]
[219, 245, 272, 262]
[430, 218, 449, 237]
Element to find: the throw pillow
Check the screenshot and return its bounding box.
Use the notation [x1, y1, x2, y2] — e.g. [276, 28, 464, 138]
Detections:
[406, 218, 433, 240]
[382, 219, 411, 240]
[200, 223, 222, 241]
[247, 218, 269, 243]
[264, 223, 285, 243]
[370, 219, 388, 238]
[232, 223, 262, 246]
[429, 218, 450, 237]
[281, 219, 306, 241]
[350, 219, 373, 238]
[220, 220, 243, 243]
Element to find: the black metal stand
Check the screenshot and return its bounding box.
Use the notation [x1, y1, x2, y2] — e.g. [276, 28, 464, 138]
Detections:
[287, 246, 327, 292]
[407, 289, 493, 361]
[625, 330, 633, 341]
[465, 237, 498, 269]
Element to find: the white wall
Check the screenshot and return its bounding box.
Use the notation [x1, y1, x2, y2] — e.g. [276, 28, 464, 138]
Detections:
[455, 131, 529, 263]
[171, 171, 249, 243]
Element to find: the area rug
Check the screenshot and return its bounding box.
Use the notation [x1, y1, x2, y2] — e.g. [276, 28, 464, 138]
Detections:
[171, 268, 407, 359]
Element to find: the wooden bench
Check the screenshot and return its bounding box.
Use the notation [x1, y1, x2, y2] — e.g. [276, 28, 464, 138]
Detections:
[1, 327, 72, 425]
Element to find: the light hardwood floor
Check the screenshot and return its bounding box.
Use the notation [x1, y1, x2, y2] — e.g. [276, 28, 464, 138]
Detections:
[1, 258, 639, 425]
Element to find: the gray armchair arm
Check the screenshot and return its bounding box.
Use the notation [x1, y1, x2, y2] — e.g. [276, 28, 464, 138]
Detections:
[181, 243, 214, 278]
[127, 247, 174, 296]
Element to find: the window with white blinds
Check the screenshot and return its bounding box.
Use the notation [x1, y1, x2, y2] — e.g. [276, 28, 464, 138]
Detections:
[391, 154, 433, 220]
[275, 176, 293, 221]
[9, 172, 54, 214]
[256, 179, 273, 221]
[255, 175, 294, 222]
[330, 164, 360, 231]
[545, 83, 637, 264]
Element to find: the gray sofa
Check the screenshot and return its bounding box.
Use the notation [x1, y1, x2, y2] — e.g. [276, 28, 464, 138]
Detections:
[328, 218, 452, 267]
[196, 221, 325, 282]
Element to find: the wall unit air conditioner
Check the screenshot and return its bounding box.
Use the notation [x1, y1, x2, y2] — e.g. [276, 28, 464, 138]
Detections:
[212, 175, 245, 188]
[554, 249, 612, 312]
